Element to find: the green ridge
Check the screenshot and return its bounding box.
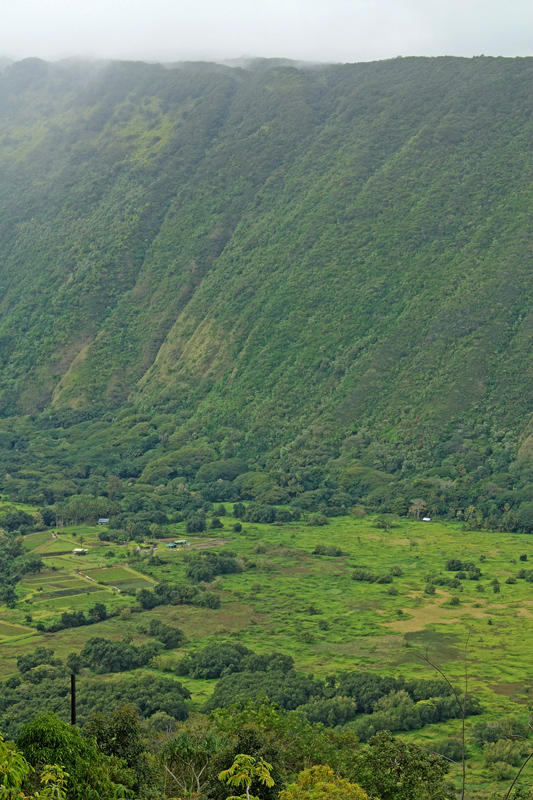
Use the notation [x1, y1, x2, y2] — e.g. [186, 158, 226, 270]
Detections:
[0, 56, 532, 524]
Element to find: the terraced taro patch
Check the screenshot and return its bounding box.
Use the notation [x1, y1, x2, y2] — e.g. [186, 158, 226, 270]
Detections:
[19, 574, 91, 599]
[82, 566, 155, 591]
[22, 531, 54, 550]
[0, 620, 33, 638]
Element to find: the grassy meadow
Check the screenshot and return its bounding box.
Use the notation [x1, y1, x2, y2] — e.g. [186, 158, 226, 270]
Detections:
[0, 512, 531, 794]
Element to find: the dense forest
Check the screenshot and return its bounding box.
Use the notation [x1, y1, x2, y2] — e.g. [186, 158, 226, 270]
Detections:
[0, 55, 532, 529]
[0, 55, 532, 799]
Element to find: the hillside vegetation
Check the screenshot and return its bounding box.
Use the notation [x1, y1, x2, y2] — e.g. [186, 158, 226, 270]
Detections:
[0, 508, 531, 797]
[0, 55, 532, 525]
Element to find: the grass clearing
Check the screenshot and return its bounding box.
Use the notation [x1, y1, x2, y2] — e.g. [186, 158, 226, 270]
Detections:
[0, 620, 33, 638]
[1, 513, 532, 795]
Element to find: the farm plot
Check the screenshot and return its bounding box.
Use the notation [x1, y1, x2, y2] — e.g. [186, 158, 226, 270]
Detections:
[0, 620, 33, 639]
[83, 566, 155, 591]
[34, 589, 118, 611]
[22, 531, 54, 550]
[33, 537, 79, 555]
[19, 573, 92, 599]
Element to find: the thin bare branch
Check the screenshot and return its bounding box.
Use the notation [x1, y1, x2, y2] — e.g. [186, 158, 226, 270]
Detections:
[503, 750, 533, 800]
[417, 631, 470, 800]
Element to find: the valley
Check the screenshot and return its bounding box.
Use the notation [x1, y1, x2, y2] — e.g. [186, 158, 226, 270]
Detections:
[0, 54, 532, 798]
[0, 501, 531, 795]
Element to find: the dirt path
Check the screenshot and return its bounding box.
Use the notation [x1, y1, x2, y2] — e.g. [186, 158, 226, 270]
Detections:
[77, 571, 97, 583]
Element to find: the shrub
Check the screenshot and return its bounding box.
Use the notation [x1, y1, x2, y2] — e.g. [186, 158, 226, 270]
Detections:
[185, 551, 242, 582]
[313, 544, 343, 556]
[185, 513, 206, 533]
[473, 716, 529, 744]
[484, 739, 529, 767]
[446, 559, 463, 571]
[433, 738, 465, 761]
[308, 513, 329, 526]
[352, 568, 377, 582]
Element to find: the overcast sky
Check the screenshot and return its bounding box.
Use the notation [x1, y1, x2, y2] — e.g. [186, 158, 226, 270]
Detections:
[1, 0, 532, 64]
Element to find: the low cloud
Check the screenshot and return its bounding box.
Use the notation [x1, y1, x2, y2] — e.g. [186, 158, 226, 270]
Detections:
[2, 0, 532, 63]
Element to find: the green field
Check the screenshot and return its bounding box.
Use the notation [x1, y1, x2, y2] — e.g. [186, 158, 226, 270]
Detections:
[83, 566, 155, 590]
[1, 514, 532, 795]
[22, 531, 55, 550]
[5, 516, 533, 706]
[0, 620, 34, 638]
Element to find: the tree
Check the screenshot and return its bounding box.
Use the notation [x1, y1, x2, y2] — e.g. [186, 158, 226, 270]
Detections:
[87, 603, 107, 622]
[211, 703, 352, 786]
[65, 653, 82, 675]
[83, 705, 153, 794]
[160, 721, 221, 798]
[0, 734, 68, 800]
[218, 754, 274, 800]
[279, 765, 369, 800]
[186, 513, 207, 534]
[351, 731, 449, 800]
[16, 713, 131, 800]
[409, 499, 427, 519]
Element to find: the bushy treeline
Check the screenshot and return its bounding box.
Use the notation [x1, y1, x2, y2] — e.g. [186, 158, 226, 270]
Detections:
[36, 601, 110, 633]
[2, 415, 533, 537]
[0, 668, 191, 738]
[0, 701, 455, 800]
[0, 531, 43, 606]
[137, 581, 221, 610]
[2, 436, 532, 557]
[169, 642, 481, 736]
[4, 640, 482, 743]
[184, 550, 245, 583]
[6, 698, 531, 800]
[12, 623, 187, 684]
[0, 638, 529, 799]
[352, 565, 402, 584]
[176, 643, 294, 681]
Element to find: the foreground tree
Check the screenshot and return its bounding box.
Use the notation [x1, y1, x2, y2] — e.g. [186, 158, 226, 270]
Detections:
[218, 754, 274, 800]
[16, 713, 132, 800]
[350, 731, 450, 800]
[0, 734, 67, 799]
[279, 765, 370, 800]
[159, 720, 221, 799]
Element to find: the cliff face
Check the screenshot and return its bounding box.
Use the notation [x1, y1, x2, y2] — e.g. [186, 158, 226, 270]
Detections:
[0, 56, 532, 512]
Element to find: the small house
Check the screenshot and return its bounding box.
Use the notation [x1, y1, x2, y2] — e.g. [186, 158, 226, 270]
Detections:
[97, 518, 110, 525]
[73, 548, 88, 556]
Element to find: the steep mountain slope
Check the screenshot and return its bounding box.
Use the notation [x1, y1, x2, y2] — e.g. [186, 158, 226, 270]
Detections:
[0, 56, 531, 522]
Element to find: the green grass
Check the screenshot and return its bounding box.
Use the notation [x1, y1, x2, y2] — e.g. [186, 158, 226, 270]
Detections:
[1, 514, 532, 795]
[22, 531, 54, 550]
[0, 620, 33, 638]
[34, 537, 80, 554]
[83, 566, 155, 586]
